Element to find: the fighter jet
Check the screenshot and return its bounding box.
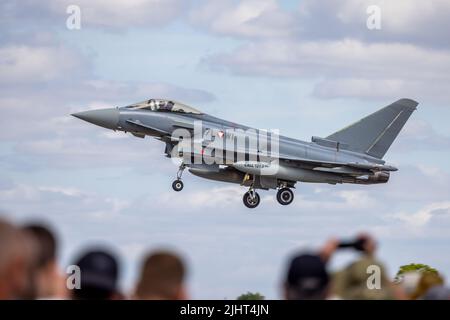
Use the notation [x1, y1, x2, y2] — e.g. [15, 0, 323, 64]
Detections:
[72, 98, 418, 208]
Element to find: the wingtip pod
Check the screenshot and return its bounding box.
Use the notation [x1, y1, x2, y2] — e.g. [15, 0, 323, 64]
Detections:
[396, 98, 419, 111]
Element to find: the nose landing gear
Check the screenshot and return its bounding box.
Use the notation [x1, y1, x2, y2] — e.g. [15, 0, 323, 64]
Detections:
[172, 163, 186, 192]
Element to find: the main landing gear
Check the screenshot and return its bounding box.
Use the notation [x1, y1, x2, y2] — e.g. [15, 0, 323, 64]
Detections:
[241, 174, 260, 209]
[276, 187, 294, 205]
[240, 176, 295, 208]
[172, 163, 186, 192]
[242, 186, 294, 208]
[243, 186, 260, 209]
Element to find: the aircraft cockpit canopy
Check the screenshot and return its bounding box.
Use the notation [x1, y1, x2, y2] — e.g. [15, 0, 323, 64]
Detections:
[125, 99, 202, 114]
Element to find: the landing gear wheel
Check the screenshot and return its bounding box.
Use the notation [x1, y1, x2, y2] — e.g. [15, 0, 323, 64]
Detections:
[243, 191, 260, 209]
[172, 179, 184, 192]
[276, 188, 294, 205]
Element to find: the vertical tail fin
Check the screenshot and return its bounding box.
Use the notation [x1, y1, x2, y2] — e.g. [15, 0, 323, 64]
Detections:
[326, 99, 418, 159]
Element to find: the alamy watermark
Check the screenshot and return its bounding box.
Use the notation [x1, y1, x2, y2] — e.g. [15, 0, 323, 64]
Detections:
[66, 265, 81, 290]
[66, 5, 81, 30]
[366, 5, 382, 30]
[367, 264, 382, 290]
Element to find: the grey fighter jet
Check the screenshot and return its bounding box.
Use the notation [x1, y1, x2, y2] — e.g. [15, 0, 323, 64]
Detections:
[72, 98, 418, 208]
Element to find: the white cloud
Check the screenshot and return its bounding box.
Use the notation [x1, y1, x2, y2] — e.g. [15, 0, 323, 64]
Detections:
[0, 0, 188, 30]
[373, 201, 450, 242]
[192, 1, 450, 103]
[378, 165, 450, 203]
[336, 190, 376, 208]
[205, 39, 450, 103]
[312, 78, 449, 102]
[207, 39, 450, 80]
[12, 134, 165, 170]
[189, 0, 296, 38]
[71, 0, 187, 28]
[0, 45, 87, 84]
[392, 119, 450, 152]
[190, 0, 450, 48]
[297, 0, 450, 47]
[391, 201, 450, 228]
[156, 185, 244, 210]
[0, 183, 129, 221]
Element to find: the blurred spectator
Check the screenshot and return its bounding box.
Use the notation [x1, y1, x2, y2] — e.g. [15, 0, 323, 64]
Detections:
[331, 234, 405, 300]
[284, 253, 330, 300]
[71, 249, 122, 300]
[283, 239, 338, 300]
[283, 234, 409, 300]
[0, 218, 32, 299]
[410, 272, 444, 300]
[135, 250, 187, 300]
[22, 223, 68, 299]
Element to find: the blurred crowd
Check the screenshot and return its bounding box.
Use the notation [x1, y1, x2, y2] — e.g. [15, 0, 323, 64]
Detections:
[0, 217, 449, 300]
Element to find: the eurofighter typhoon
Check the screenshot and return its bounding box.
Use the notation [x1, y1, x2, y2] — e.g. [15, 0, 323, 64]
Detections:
[72, 98, 418, 208]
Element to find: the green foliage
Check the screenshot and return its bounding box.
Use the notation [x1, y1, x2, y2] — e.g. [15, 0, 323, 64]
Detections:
[395, 263, 439, 281]
[237, 292, 265, 300]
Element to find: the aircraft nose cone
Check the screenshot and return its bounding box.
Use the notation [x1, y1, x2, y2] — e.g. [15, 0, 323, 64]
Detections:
[72, 108, 119, 130]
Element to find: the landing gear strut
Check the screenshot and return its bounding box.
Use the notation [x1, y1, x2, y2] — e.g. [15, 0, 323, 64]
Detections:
[276, 187, 294, 205]
[243, 186, 260, 209]
[172, 163, 186, 192]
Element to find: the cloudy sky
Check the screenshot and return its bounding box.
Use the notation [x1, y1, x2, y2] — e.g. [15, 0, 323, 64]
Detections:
[1, 0, 450, 299]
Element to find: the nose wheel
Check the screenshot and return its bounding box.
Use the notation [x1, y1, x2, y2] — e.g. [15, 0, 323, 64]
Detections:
[276, 187, 294, 205]
[243, 188, 260, 209]
[172, 163, 186, 192]
[172, 179, 184, 192]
